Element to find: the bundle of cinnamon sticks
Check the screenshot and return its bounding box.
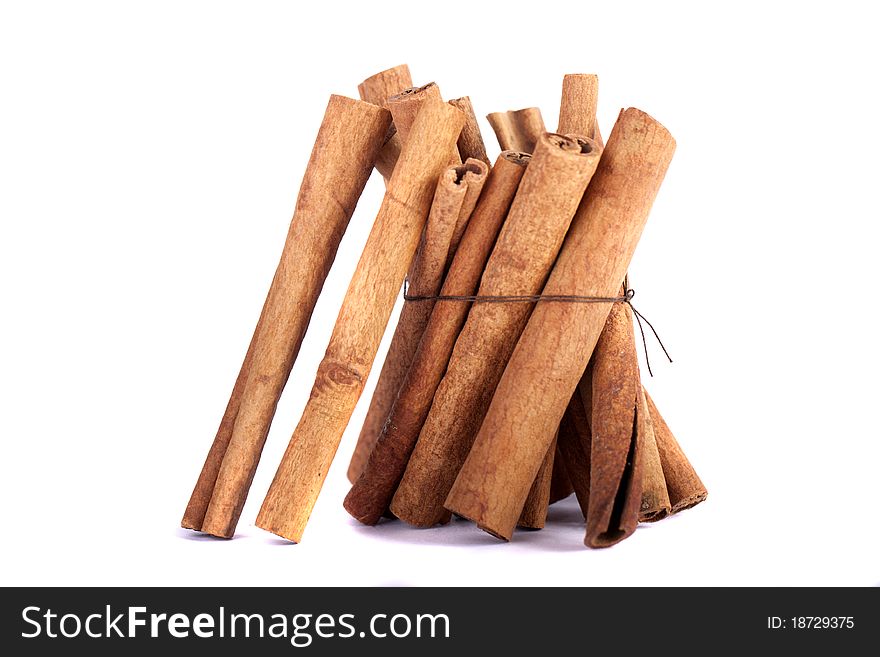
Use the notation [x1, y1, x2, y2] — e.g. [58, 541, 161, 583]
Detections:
[183, 65, 707, 549]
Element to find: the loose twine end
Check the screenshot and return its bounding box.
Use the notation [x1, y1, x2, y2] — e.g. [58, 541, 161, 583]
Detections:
[402, 279, 672, 376]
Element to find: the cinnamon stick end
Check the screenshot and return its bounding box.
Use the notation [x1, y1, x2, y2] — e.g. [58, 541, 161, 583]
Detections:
[254, 516, 302, 544]
[341, 489, 384, 527]
[180, 516, 202, 532]
[639, 507, 669, 523]
[476, 523, 511, 542]
[671, 490, 708, 514]
[585, 527, 634, 549]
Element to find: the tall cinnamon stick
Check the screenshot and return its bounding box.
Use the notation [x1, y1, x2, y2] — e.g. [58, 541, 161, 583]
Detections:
[344, 86, 473, 485]
[387, 134, 602, 528]
[484, 101, 565, 519]
[644, 390, 708, 513]
[255, 99, 465, 542]
[549, 72, 602, 511]
[558, 74, 602, 144]
[345, 158, 488, 483]
[342, 151, 530, 524]
[487, 107, 546, 152]
[449, 97, 490, 165]
[184, 95, 390, 537]
[358, 65, 413, 180]
[559, 74, 672, 523]
[445, 108, 675, 542]
[180, 280, 273, 531]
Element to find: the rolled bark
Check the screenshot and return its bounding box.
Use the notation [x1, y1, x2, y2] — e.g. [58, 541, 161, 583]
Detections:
[508, 101, 581, 520]
[560, 73, 670, 524]
[358, 64, 412, 106]
[255, 99, 465, 542]
[389, 83, 461, 165]
[548, 446, 574, 504]
[346, 158, 488, 483]
[445, 108, 676, 542]
[486, 107, 546, 152]
[185, 95, 390, 537]
[449, 96, 490, 165]
[587, 299, 646, 547]
[637, 387, 672, 522]
[558, 73, 602, 145]
[343, 82, 466, 484]
[357, 64, 413, 180]
[517, 437, 556, 529]
[557, 379, 592, 518]
[342, 151, 530, 525]
[644, 390, 708, 513]
[180, 282, 272, 531]
[388, 134, 602, 528]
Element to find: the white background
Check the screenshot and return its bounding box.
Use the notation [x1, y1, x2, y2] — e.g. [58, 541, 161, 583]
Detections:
[2, 1, 878, 586]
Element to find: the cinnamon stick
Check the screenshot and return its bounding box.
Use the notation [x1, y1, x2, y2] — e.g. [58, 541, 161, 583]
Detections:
[517, 437, 556, 529]
[644, 389, 708, 513]
[445, 108, 676, 542]
[357, 64, 413, 180]
[637, 387, 672, 522]
[342, 151, 530, 524]
[556, 380, 592, 518]
[255, 99, 465, 542]
[548, 446, 574, 504]
[389, 83, 461, 165]
[357, 64, 412, 106]
[558, 73, 602, 145]
[449, 96, 490, 165]
[485, 108, 562, 522]
[347, 82, 479, 482]
[345, 158, 488, 483]
[185, 95, 390, 537]
[587, 299, 645, 547]
[180, 279, 272, 531]
[559, 74, 672, 524]
[486, 107, 546, 152]
[388, 134, 602, 528]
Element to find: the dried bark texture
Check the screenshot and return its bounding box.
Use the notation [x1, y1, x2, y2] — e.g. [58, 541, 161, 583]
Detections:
[346, 82, 463, 483]
[486, 107, 546, 152]
[358, 64, 412, 106]
[255, 100, 465, 542]
[558, 73, 602, 145]
[389, 134, 602, 528]
[185, 96, 390, 537]
[587, 300, 645, 547]
[346, 159, 488, 483]
[548, 446, 574, 504]
[517, 437, 556, 529]
[342, 151, 530, 525]
[637, 387, 671, 521]
[557, 380, 592, 518]
[445, 108, 675, 542]
[180, 282, 272, 531]
[449, 97, 490, 165]
[561, 73, 672, 524]
[357, 65, 413, 180]
[644, 390, 708, 513]
[389, 83, 461, 166]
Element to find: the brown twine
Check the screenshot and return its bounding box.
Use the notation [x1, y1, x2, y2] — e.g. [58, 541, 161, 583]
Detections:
[403, 279, 672, 376]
